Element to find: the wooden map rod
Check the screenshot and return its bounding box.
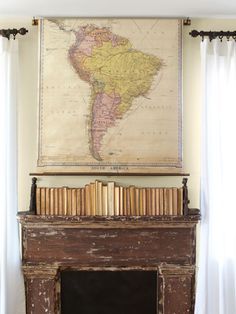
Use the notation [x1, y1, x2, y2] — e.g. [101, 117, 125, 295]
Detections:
[30, 172, 190, 177]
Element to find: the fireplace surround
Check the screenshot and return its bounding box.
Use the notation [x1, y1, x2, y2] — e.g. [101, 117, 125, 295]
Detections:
[18, 214, 199, 314]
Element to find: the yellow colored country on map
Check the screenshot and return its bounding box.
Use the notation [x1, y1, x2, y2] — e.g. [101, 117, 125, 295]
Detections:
[84, 41, 161, 114]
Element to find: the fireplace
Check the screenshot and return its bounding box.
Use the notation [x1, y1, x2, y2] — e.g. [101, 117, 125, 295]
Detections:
[18, 215, 199, 314]
[61, 270, 157, 314]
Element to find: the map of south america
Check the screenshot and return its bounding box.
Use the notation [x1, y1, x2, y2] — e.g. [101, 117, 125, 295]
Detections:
[68, 25, 162, 161]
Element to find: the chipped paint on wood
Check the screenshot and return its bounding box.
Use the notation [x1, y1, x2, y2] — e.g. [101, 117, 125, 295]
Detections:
[19, 214, 199, 314]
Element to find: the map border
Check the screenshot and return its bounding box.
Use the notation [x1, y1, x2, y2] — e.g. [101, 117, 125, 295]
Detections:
[37, 18, 183, 174]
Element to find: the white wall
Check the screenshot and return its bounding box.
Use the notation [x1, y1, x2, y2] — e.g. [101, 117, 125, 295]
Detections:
[1, 17, 235, 212]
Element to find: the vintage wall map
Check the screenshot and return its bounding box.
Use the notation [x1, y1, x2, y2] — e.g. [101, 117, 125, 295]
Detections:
[38, 18, 182, 173]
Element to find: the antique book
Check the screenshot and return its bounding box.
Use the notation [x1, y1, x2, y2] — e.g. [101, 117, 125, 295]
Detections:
[126, 187, 131, 216]
[177, 188, 183, 215]
[172, 187, 178, 215]
[81, 188, 85, 216]
[159, 188, 164, 215]
[90, 183, 96, 216]
[58, 188, 63, 215]
[155, 188, 160, 215]
[67, 188, 72, 216]
[54, 188, 59, 215]
[163, 188, 168, 215]
[45, 188, 50, 215]
[135, 188, 140, 216]
[36, 187, 41, 215]
[151, 188, 156, 216]
[114, 186, 120, 216]
[76, 188, 81, 216]
[102, 185, 108, 216]
[85, 185, 91, 216]
[146, 188, 151, 216]
[142, 188, 146, 216]
[130, 186, 135, 216]
[49, 188, 54, 215]
[97, 181, 103, 215]
[168, 188, 173, 215]
[71, 188, 77, 216]
[62, 187, 68, 215]
[119, 186, 124, 216]
[107, 181, 115, 216]
[123, 187, 127, 216]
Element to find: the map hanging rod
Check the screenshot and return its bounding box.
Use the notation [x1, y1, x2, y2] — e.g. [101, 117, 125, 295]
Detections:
[190, 30, 236, 41]
[0, 28, 28, 40]
[32, 17, 192, 26]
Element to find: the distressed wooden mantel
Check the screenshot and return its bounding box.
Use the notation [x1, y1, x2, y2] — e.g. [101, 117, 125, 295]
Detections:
[18, 214, 200, 314]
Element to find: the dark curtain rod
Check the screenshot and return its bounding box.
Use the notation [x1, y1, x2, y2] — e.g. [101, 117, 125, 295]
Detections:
[0, 28, 28, 40]
[190, 30, 236, 41]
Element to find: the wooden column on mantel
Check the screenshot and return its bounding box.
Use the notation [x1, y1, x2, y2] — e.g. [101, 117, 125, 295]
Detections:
[18, 214, 200, 314]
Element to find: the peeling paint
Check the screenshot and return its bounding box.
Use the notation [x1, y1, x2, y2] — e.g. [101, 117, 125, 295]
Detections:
[19, 214, 199, 314]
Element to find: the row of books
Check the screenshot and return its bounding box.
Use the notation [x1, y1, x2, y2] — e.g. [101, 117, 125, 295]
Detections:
[36, 180, 183, 216]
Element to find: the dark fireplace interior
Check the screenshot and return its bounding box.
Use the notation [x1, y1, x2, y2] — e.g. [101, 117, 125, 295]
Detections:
[61, 270, 157, 314]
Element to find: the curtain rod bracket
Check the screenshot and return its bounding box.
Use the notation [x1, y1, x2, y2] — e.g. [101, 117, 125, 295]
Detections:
[32, 17, 39, 26]
[183, 18, 191, 26]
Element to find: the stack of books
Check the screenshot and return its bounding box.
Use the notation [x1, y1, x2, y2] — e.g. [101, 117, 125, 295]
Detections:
[36, 180, 183, 216]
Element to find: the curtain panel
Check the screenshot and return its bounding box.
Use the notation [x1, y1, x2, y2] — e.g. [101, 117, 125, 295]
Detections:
[195, 39, 236, 314]
[0, 37, 25, 314]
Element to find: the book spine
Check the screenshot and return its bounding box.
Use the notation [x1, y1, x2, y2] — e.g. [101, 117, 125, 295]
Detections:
[135, 188, 139, 216]
[126, 187, 131, 216]
[107, 182, 115, 216]
[50, 188, 54, 215]
[114, 186, 120, 216]
[36, 187, 41, 215]
[102, 185, 108, 216]
[173, 188, 178, 215]
[54, 188, 59, 215]
[168, 188, 173, 215]
[81, 188, 85, 216]
[71, 188, 77, 216]
[139, 188, 143, 216]
[155, 188, 160, 216]
[90, 183, 96, 216]
[119, 187, 124, 216]
[58, 188, 63, 215]
[130, 186, 135, 216]
[151, 188, 156, 216]
[76, 188, 81, 216]
[164, 188, 168, 215]
[67, 188, 72, 216]
[159, 188, 164, 215]
[98, 182, 103, 216]
[45, 188, 50, 215]
[123, 187, 127, 216]
[85, 185, 91, 216]
[146, 188, 151, 216]
[63, 187, 68, 216]
[41, 188, 46, 215]
[142, 188, 146, 216]
[177, 188, 183, 215]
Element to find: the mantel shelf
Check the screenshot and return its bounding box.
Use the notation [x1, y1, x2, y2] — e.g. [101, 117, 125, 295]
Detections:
[17, 213, 200, 228]
[29, 172, 190, 177]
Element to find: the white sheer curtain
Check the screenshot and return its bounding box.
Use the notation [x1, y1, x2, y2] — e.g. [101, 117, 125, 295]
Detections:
[0, 37, 25, 314]
[195, 38, 236, 314]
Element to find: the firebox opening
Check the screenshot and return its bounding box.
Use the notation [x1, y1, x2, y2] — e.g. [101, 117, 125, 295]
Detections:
[61, 270, 157, 314]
